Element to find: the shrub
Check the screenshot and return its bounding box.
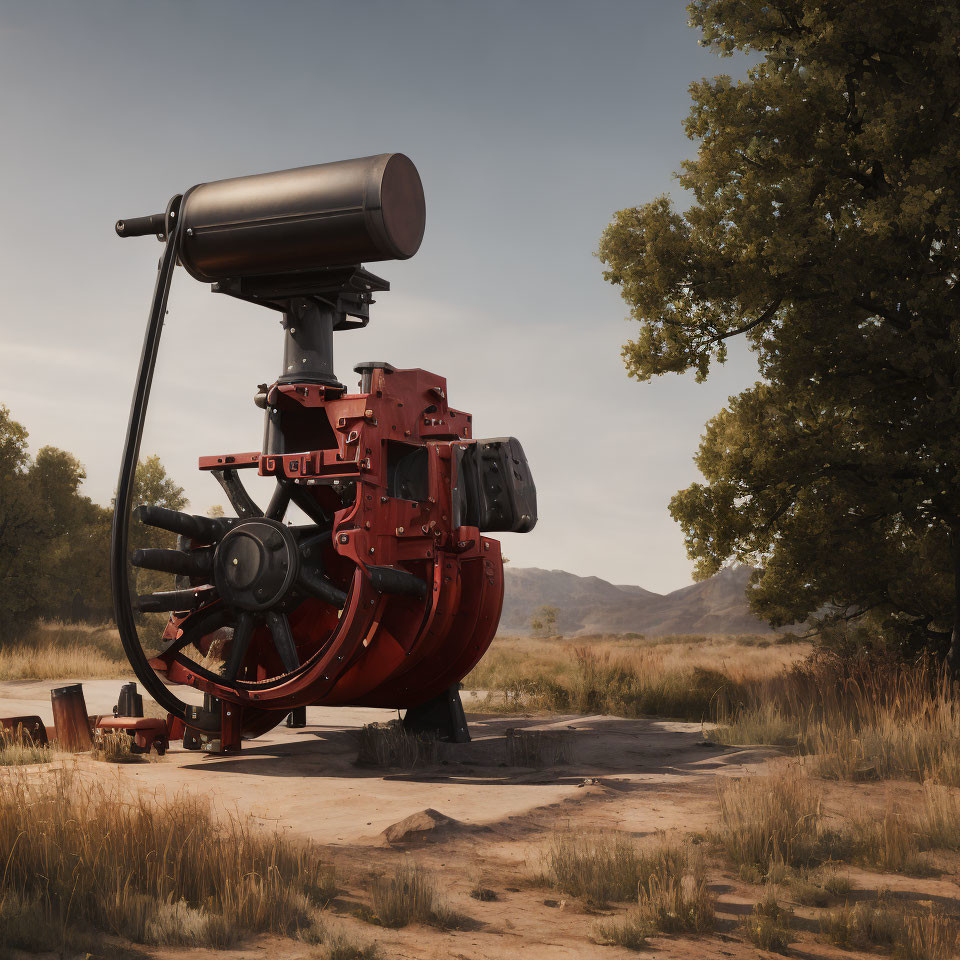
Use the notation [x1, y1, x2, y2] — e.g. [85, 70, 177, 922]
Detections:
[716, 774, 834, 874]
[356, 722, 438, 768]
[742, 888, 793, 952]
[542, 832, 685, 906]
[636, 854, 714, 934]
[369, 862, 462, 930]
[594, 911, 652, 950]
[822, 900, 904, 951]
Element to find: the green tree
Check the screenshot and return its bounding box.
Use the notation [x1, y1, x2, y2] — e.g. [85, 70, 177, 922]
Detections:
[28, 446, 112, 622]
[0, 408, 116, 639]
[597, 3, 960, 663]
[0, 406, 45, 641]
[123, 455, 187, 618]
[531, 604, 559, 637]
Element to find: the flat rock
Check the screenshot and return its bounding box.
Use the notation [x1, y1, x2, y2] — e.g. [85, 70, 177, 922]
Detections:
[381, 807, 462, 845]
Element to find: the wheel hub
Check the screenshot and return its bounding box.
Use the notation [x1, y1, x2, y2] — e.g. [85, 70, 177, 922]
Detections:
[213, 519, 299, 611]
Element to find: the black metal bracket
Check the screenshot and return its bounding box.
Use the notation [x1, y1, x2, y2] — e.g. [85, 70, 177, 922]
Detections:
[403, 685, 471, 743]
[211, 265, 389, 331]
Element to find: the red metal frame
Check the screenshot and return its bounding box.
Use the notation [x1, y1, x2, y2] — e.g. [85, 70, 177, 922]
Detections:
[150, 364, 504, 743]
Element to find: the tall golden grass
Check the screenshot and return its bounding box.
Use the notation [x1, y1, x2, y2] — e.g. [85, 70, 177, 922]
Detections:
[466, 634, 806, 721]
[0, 767, 336, 950]
[822, 900, 960, 959]
[0, 725, 58, 766]
[717, 772, 960, 880]
[543, 832, 686, 905]
[712, 654, 960, 785]
[0, 621, 128, 680]
[368, 861, 461, 930]
[469, 637, 960, 788]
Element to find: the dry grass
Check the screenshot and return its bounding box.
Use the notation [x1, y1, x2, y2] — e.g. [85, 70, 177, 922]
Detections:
[0, 767, 336, 948]
[543, 831, 688, 907]
[741, 886, 794, 952]
[594, 910, 652, 950]
[822, 900, 960, 959]
[593, 842, 714, 945]
[0, 890, 144, 959]
[466, 634, 806, 722]
[790, 867, 854, 907]
[846, 804, 932, 875]
[636, 852, 714, 934]
[92, 729, 149, 764]
[469, 877, 498, 901]
[914, 785, 960, 851]
[712, 655, 960, 785]
[356, 722, 439, 768]
[898, 909, 960, 960]
[505, 728, 573, 766]
[472, 638, 960, 793]
[821, 898, 904, 951]
[0, 725, 58, 766]
[323, 926, 381, 959]
[0, 621, 128, 680]
[716, 773, 835, 876]
[368, 861, 461, 929]
[717, 771, 960, 882]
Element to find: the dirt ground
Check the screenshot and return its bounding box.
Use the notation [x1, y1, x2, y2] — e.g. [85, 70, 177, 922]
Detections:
[2, 675, 956, 960]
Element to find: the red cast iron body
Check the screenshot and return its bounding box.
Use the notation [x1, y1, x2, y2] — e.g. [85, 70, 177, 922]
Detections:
[151, 365, 503, 744]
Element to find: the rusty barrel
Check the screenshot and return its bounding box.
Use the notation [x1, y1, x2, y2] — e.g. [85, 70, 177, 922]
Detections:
[51, 683, 92, 751]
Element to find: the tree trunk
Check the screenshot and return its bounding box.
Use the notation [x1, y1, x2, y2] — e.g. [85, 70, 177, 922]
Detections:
[949, 529, 960, 676]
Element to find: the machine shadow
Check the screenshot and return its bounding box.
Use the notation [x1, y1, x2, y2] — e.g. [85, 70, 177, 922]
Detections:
[185, 711, 771, 786]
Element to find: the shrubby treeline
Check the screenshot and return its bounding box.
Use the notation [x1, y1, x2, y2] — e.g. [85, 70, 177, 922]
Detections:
[0, 404, 185, 645]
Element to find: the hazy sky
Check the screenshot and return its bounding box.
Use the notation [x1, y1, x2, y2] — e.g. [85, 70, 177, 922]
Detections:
[0, 0, 755, 593]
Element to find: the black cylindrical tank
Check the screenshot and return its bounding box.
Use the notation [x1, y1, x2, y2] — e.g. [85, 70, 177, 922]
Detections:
[179, 153, 425, 282]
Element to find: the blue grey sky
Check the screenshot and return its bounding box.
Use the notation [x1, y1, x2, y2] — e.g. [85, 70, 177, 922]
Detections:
[0, 0, 754, 593]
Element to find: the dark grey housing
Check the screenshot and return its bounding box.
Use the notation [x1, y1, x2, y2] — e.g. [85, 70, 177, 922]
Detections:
[178, 153, 425, 281]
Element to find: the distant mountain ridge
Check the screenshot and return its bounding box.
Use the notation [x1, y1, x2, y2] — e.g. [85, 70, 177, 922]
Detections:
[500, 565, 772, 636]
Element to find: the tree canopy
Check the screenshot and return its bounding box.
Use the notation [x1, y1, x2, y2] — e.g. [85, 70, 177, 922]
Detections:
[598, 2, 960, 661]
[0, 405, 185, 643]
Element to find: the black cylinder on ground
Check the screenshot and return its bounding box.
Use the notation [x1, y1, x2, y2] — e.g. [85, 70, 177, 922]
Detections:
[179, 153, 425, 282]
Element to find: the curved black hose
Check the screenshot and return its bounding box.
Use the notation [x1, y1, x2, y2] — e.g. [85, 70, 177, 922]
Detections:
[109, 195, 219, 729]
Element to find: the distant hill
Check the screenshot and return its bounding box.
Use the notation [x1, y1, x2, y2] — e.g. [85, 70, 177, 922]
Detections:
[499, 565, 772, 636]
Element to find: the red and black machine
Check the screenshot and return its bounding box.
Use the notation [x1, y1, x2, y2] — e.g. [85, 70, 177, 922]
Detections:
[110, 154, 536, 752]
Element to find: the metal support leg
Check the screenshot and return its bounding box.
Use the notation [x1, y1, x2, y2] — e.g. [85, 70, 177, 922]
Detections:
[402, 685, 471, 743]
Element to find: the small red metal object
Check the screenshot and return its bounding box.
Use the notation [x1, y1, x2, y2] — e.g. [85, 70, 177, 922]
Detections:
[0, 716, 48, 746]
[96, 716, 170, 755]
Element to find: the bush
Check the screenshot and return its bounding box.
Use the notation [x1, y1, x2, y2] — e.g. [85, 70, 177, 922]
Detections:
[636, 855, 714, 934]
[542, 832, 685, 906]
[369, 862, 462, 930]
[356, 722, 438, 768]
[716, 774, 837, 874]
[742, 888, 793, 952]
